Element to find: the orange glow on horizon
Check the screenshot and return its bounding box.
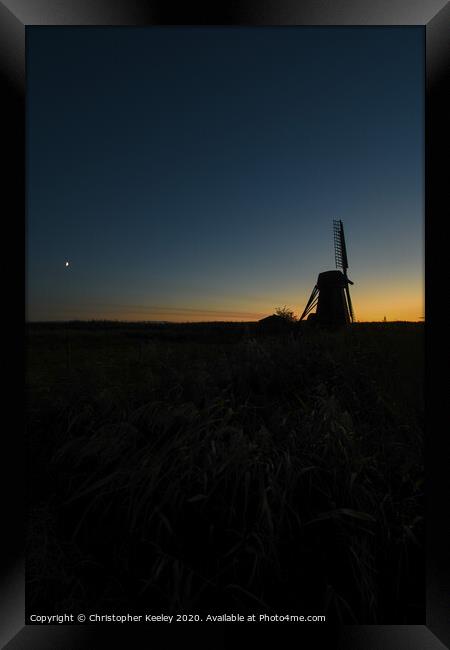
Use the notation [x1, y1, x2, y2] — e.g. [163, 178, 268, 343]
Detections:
[36, 300, 424, 324]
[31, 280, 424, 324]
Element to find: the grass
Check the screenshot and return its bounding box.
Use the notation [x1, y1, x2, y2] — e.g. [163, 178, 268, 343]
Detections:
[26, 321, 424, 622]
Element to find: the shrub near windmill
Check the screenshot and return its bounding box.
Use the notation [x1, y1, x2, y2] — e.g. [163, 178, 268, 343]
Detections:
[300, 220, 355, 327]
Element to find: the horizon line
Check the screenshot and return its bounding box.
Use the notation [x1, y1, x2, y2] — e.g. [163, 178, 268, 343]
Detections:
[26, 318, 425, 324]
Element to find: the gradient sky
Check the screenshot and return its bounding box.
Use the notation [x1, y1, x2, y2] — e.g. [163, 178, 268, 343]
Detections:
[27, 27, 424, 322]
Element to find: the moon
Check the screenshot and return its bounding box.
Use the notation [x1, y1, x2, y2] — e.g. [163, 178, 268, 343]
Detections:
[65, 261, 70, 267]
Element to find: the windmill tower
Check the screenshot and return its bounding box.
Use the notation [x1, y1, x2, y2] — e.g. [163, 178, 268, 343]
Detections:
[299, 220, 355, 327]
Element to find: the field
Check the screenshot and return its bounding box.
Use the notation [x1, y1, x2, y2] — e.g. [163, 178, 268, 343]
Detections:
[26, 321, 424, 623]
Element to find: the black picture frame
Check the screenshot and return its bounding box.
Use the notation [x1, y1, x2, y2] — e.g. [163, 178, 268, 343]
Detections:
[3, 1, 448, 647]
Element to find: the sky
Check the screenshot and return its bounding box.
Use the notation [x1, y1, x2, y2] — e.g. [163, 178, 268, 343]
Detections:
[27, 27, 424, 322]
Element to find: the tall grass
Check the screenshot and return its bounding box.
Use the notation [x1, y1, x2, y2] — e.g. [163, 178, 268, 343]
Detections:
[27, 323, 424, 622]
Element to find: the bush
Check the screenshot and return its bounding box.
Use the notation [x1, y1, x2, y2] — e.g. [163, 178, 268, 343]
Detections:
[274, 306, 297, 322]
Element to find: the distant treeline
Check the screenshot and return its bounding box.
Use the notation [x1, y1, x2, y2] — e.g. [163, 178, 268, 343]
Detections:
[26, 320, 256, 329]
[26, 319, 423, 329]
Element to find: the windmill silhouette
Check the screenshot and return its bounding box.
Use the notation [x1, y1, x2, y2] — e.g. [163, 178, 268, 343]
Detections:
[300, 220, 355, 327]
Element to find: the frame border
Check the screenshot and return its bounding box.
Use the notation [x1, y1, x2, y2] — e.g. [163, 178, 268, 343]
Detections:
[3, 1, 448, 647]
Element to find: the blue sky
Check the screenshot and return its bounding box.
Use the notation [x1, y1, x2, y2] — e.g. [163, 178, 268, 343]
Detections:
[27, 27, 424, 321]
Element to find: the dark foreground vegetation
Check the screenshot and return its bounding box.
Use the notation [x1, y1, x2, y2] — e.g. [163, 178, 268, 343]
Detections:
[27, 321, 424, 623]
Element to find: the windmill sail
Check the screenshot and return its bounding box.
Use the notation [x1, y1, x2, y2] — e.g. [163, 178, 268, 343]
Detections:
[333, 219, 348, 271]
[333, 219, 355, 322]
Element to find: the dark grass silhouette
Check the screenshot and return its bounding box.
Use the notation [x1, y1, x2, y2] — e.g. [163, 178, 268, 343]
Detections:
[27, 321, 424, 623]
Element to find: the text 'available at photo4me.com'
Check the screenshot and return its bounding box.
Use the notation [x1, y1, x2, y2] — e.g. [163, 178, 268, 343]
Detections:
[28, 613, 327, 624]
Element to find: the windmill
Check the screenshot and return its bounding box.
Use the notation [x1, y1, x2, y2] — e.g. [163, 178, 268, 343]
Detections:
[299, 220, 355, 327]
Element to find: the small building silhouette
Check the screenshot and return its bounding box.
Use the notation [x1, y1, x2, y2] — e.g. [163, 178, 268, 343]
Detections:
[257, 314, 294, 336]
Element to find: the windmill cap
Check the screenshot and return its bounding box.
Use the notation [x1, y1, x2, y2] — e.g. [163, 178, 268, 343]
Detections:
[317, 270, 349, 288]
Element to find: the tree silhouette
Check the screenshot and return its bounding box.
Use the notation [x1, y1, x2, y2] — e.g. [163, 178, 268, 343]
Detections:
[275, 306, 297, 322]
